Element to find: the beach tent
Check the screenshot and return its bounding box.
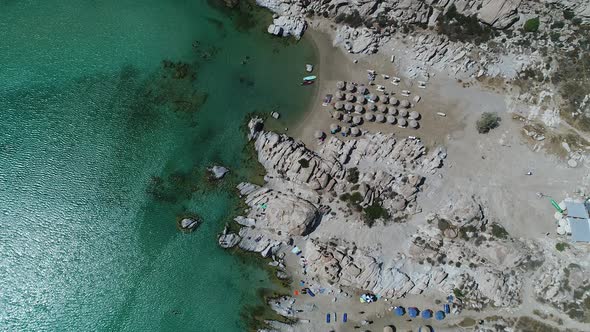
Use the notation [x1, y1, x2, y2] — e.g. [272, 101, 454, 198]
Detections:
[389, 97, 399, 106]
[394, 306, 405, 316]
[376, 114, 385, 123]
[435, 311, 445, 320]
[330, 124, 340, 133]
[399, 109, 408, 117]
[378, 105, 387, 113]
[355, 105, 364, 113]
[351, 127, 361, 137]
[400, 100, 410, 108]
[409, 111, 420, 120]
[347, 94, 356, 102]
[345, 103, 353, 112]
[364, 113, 375, 121]
[368, 103, 377, 112]
[347, 84, 356, 93]
[314, 130, 325, 139]
[398, 118, 408, 127]
[388, 106, 397, 115]
[353, 116, 362, 125]
[343, 114, 352, 123]
[387, 115, 396, 124]
[421, 309, 433, 319]
[336, 81, 346, 90]
[409, 120, 418, 129]
[334, 102, 343, 110]
[408, 307, 419, 318]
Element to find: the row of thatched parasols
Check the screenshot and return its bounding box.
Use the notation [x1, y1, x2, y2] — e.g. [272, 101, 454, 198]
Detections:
[332, 113, 419, 128]
[333, 108, 420, 119]
[334, 91, 411, 107]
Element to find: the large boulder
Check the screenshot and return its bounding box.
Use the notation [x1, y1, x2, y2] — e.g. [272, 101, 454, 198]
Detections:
[265, 193, 319, 236]
[477, 0, 522, 29]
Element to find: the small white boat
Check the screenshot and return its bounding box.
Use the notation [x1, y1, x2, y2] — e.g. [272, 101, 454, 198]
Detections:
[306, 64, 314, 72]
[437, 112, 447, 117]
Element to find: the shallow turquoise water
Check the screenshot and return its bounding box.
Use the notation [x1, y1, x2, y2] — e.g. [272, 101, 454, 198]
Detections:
[0, 1, 315, 331]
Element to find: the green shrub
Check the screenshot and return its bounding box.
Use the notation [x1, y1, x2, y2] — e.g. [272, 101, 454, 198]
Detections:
[437, 218, 451, 232]
[556, 242, 569, 251]
[524, 17, 540, 32]
[564, 10, 575, 20]
[551, 21, 565, 29]
[453, 288, 465, 298]
[364, 201, 390, 226]
[346, 167, 360, 183]
[298, 158, 309, 168]
[476, 112, 501, 134]
[436, 4, 496, 44]
[334, 10, 363, 28]
[490, 223, 509, 239]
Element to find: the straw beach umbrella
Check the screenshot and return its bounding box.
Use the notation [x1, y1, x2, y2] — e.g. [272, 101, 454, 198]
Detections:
[336, 81, 345, 90]
[368, 94, 378, 102]
[376, 114, 385, 122]
[364, 113, 375, 121]
[398, 118, 407, 127]
[358, 85, 369, 95]
[378, 104, 387, 113]
[381, 95, 389, 104]
[352, 116, 362, 125]
[344, 103, 353, 112]
[351, 127, 360, 136]
[354, 105, 364, 113]
[400, 99, 410, 108]
[409, 111, 420, 120]
[342, 126, 351, 135]
[368, 103, 377, 112]
[334, 101, 343, 110]
[347, 83, 356, 93]
[388, 106, 397, 115]
[409, 120, 419, 128]
[314, 130, 325, 139]
[330, 123, 340, 133]
[387, 115, 396, 124]
[332, 111, 343, 120]
[336, 90, 345, 100]
[389, 97, 399, 106]
[399, 109, 408, 117]
[342, 114, 352, 123]
[346, 94, 356, 102]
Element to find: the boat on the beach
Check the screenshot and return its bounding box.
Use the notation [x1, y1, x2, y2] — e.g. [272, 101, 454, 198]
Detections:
[303, 75, 316, 81]
[301, 80, 315, 86]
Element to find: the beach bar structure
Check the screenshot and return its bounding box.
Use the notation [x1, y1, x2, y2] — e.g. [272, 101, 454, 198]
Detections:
[564, 200, 590, 242]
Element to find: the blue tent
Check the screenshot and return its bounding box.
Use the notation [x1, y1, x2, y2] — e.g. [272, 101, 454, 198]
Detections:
[408, 307, 419, 318]
[421, 309, 432, 319]
[394, 306, 405, 316]
[435, 310, 445, 320]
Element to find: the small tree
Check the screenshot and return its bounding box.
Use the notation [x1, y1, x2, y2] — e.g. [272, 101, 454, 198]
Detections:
[476, 112, 501, 134]
[523, 17, 540, 32]
[298, 158, 310, 168]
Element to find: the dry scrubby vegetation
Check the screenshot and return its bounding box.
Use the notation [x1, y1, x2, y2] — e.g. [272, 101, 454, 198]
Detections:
[476, 112, 501, 134]
[436, 4, 497, 44]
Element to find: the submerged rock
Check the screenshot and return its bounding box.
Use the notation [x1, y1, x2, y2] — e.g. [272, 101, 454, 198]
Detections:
[209, 165, 229, 179]
[177, 216, 202, 233]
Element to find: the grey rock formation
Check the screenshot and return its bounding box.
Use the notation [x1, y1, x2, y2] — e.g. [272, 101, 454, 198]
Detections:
[208, 165, 229, 179]
[477, 0, 522, 29]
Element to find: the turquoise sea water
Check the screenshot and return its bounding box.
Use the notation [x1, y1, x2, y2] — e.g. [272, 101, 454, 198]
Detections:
[0, 1, 315, 331]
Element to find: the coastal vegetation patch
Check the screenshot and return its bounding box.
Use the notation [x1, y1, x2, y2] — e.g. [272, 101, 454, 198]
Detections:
[476, 112, 501, 134]
[437, 4, 497, 45]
